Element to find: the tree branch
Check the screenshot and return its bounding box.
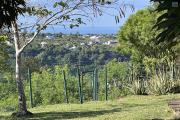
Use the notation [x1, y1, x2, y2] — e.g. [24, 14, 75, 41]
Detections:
[11, 20, 21, 54]
[19, 30, 40, 53]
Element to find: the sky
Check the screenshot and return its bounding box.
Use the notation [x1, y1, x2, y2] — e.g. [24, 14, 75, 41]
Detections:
[44, 0, 151, 34]
[86, 0, 150, 27]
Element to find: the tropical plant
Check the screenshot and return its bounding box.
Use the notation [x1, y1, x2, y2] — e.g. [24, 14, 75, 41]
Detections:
[147, 70, 175, 95]
[151, 0, 180, 48]
[127, 80, 147, 95]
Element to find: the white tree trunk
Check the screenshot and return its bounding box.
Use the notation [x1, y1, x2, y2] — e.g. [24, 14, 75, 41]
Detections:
[11, 21, 30, 115]
[15, 52, 27, 113]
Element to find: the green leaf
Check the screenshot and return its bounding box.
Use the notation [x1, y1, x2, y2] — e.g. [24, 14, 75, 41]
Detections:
[53, 2, 58, 8]
[156, 13, 168, 24]
[59, 1, 68, 8]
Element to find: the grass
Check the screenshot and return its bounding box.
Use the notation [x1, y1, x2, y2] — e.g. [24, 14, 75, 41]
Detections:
[0, 94, 180, 120]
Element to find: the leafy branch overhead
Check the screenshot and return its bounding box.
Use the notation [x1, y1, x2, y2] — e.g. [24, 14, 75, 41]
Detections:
[151, 0, 180, 48]
[0, 0, 26, 28]
[0, 0, 133, 29]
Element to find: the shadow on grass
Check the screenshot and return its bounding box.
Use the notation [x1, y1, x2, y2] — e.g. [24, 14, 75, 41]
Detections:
[0, 108, 121, 120]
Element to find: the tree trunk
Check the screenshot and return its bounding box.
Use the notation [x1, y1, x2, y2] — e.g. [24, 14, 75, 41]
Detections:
[15, 53, 28, 113]
[11, 21, 32, 117]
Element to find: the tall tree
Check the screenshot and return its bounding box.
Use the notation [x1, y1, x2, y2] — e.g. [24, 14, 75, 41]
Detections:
[117, 8, 160, 62]
[117, 8, 177, 67]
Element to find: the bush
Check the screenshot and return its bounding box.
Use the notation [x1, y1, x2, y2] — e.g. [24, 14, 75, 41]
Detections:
[109, 87, 122, 100]
[147, 73, 176, 95]
[169, 79, 180, 94]
[127, 80, 147, 95]
[0, 95, 18, 112]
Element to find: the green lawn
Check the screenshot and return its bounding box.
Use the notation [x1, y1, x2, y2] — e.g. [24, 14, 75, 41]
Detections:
[0, 94, 180, 120]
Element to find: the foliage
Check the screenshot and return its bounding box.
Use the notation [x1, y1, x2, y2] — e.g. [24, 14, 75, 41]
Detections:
[0, 36, 10, 71]
[0, 72, 15, 100]
[101, 60, 130, 97]
[147, 75, 172, 95]
[30, 66, 65, 105]
[117, 7, 179, 77]
[21, 35, 125, 68]
[127, 80, 147, 95]
[0, 95, 18, 112]
[147, 70, 179, 95]
[117, 8, 161, 63]
[0, 0, 25, 28]
[0, 71, 17, 112]
[151, 0, 180, 48]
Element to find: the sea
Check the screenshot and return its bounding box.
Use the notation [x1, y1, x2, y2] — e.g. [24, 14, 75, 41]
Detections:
[44, 26, 120, 35]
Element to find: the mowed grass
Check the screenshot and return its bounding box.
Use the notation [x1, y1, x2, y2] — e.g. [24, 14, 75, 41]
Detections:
[0, 94, 180, 120]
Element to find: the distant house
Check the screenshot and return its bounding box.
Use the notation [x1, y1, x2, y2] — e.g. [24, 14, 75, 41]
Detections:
[45, 35, 54, 40]
[90, 36, 99, 41]
[104, 40, 118, 45]
[80, 42, 85, 46]
[88, 41, 93, 45]
[40, 42, 48, 48]
[82, 35, 90, 38]
[69, 45, 77, 50]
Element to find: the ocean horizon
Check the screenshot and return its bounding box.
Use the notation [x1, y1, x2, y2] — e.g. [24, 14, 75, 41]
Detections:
[44, 26, 120, 34]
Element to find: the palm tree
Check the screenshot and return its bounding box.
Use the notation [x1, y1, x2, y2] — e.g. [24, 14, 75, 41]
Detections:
[151, 0, 180, 48]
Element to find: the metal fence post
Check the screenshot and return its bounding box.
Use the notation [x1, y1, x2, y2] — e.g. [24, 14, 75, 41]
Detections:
[62, 70, 69, 104]
[105, 67, 108, 101]
[28, 68, 33, 108]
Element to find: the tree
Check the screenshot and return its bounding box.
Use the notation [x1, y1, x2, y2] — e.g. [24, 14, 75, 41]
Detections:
[117, 8, 179, 71]
[151, 0, 180, 48]
[117, 8, 160, 63]
[0, 0, 131, 117]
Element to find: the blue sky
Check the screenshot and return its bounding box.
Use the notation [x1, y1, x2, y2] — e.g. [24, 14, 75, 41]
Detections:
[45, 0, 151, 34]
[87, 0, 150, 27]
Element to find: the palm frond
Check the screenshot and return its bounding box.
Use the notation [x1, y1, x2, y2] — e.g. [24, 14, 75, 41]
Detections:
[151, 0, 180, 47]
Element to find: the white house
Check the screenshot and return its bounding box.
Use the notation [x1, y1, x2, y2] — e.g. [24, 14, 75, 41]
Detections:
[40, 41, 48, 48]
[104, 40, 118, 45]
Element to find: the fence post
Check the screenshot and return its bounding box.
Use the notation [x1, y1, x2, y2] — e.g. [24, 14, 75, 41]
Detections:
[131, 63, 134, 81]
[77, 67, 83, 104]
[96, 68, 98, 101]
[62, 70, 69, 104]
[28, 68, 33, 108]
[81, 72, 84, 103]
[105, 67, 108, 101]
[93, 69, 96, 101]
[92, 71, 94, 100]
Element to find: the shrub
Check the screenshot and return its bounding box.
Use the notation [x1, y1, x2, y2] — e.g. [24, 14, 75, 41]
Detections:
[169, 79, 180, 94]
[127, 80, 147, 95]
[109, 87, 122, 100]
[0, 95, 18, 112]
[147, 73, 175, 95]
